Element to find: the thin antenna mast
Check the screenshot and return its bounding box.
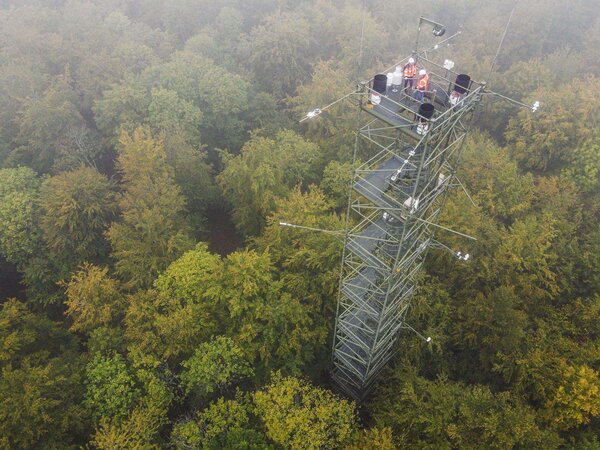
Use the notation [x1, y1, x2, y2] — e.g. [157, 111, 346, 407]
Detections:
[355, 0, 367, 79]
[486, 0, 519, 85]
[483, 1, 542, 113]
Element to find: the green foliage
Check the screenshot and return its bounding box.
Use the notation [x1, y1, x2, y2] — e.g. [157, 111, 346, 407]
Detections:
[90, 402, 166, 450]
[241, 11, 314, 97]
[253, 187, 341, 374]
[153, 50, 253, 150]
[181, 336, 253, 399]
[107, 127, 194, 288]
[0, 359, 87, 450]
[218, 130, 320, 235]
[147, 87, 203, 145]
[451, 287, 528, 383]
[0, 62, 47, 165]
[64, 264, 124, 333]
[254, 373, 357, 450]
[18, 170, 114, 305]
[289, 61, 356, 163]
[160, 0, 225, 43]
[320, 160, 355, 209]
[545, 365, 600, 430]
[505, 77, 600, 172]
[39, 166, 117, 267]
[370, 370, 561, 449]
[579, 232, 600, 294]
[125, 242, 325, 375]
[0, 166, 40, 199]
[563, 135, 600, 195]
[200, 398, 253, 442]
[183, 6, 244, 70]
[565, 436, 600, 450]
[88, 346, 173, 450]
[75, 37, 160, 114]
[171, 397, 272, 450]
[0, 167, 41, 267]
[162, 131, 218, 230]
[12, 77, 86, 173]
[87, 326, 126, 356]
[124, 288, 213, 363]
[437, 195, 560, 306]
[255, 187, 343, 308]
[477, 56, 557, 138]
[0, 298, 78, 367]
[306, 2, 389, 75]
[0, 300, 87, 449]
[20, 254, 67, 305]
[123, 243, 224, 361]
[222, 250, 326, 377]
[345, 427, 397, 450]
[93, 76, 151, 142]
[458, 132, 535, 221]
[53, 127, 105, 172]
[495, 216, 559, 302]
[84, 353, 140, 422]
[154, 242, 223, 305]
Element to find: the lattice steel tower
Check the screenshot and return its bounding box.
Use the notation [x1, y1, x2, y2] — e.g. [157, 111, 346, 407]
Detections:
[331, 18, 486, 400]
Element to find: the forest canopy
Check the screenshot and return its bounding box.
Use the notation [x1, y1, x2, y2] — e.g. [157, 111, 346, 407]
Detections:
[0, 0, 599, 448]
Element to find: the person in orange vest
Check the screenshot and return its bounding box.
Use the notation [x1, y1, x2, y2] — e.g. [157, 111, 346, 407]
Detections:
[402, 57, 417, 91]
[413, 69, 429, 101]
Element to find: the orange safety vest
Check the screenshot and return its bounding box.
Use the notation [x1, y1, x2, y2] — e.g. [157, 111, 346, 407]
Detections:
[416, 74, 429, 91]
[403, 63, 416, 78]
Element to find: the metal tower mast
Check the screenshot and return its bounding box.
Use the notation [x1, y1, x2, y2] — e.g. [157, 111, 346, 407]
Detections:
[331, 19, 486, 400]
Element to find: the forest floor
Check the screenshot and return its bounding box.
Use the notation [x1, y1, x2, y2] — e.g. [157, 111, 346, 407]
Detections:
[205, 207, 244, 257]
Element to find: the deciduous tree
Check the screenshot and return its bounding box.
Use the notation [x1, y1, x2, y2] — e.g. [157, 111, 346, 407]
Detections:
[221, 250, 326, 377]
[84, 352, 140, 422]
[64, 264, 124, 334]
[254, 187, 342, 373]
[545, 365, 600, 430]
[124, 243, 224, 362]
[107, 127, 194, 288]
[218, 130, 320, 235]
[39, 166, 117, 267]
[0, 299, 87, 449]
[171, 397, 271, 450]
[505, 78, 600, 173]
[180, 336, 253, 400]
[12, 77, 86, 173]
[253, 373, 357, 450]
[370, 370, 560, 449]
[240, 11, 314, 97]
[0, 167, 41, 267]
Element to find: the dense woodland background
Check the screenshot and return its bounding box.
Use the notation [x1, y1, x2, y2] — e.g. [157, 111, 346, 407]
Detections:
[0, 0, 599, 448]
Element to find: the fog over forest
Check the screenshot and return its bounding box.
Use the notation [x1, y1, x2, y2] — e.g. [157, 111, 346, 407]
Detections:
[0, 0, 599, 448]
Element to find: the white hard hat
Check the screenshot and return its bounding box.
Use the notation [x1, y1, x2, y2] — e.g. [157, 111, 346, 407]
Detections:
[408, 57, 415, 64]
[419, 69, 427, 76]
